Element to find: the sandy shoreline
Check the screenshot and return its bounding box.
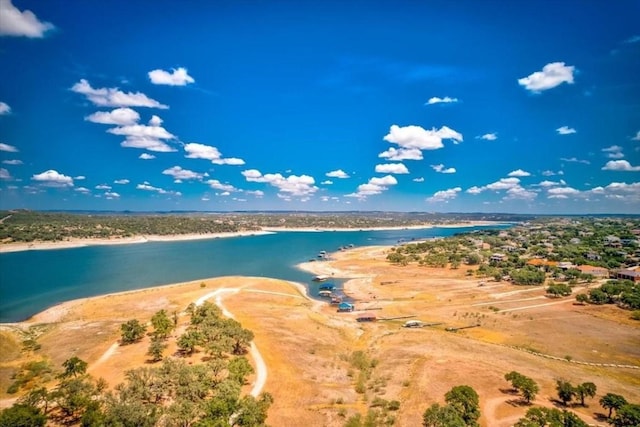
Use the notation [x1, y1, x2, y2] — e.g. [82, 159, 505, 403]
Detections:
[0, 221, 505, 254]
[0, 230, 275, 253]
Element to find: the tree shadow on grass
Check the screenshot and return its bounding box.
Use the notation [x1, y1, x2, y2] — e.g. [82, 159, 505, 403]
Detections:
[506, 398, 532, 407]
[499, 387, 519, 395]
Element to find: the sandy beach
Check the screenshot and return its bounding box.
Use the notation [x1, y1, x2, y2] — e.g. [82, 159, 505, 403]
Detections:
[0, 230, 275, 253]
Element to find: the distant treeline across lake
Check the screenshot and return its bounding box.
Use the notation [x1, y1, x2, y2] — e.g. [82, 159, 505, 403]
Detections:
[0, 226, 508, 322]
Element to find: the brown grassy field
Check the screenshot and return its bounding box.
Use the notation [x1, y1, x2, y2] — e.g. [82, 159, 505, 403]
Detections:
[1, 245, 638, 426]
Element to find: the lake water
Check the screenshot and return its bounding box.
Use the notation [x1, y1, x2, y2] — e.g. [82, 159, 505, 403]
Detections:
[0, 226, 507, 322]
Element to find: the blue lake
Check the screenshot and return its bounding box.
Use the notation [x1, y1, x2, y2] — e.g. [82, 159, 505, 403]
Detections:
[0, 226, 507, 322]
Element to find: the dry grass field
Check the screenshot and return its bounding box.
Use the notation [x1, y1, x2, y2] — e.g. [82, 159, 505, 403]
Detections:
[1, 245, 638, 426]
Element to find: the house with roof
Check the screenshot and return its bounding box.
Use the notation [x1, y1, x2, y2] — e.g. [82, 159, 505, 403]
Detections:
[614, 267, 640, 283]
[576, 265, 609, 278]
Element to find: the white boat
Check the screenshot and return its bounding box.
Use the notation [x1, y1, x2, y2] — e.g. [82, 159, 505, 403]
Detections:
[312, 274, 330, 282]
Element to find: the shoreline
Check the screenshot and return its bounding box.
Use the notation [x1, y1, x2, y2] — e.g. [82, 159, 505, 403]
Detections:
[0, 221, 504, 254]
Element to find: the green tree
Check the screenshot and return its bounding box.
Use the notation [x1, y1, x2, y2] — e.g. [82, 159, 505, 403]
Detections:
[0, 404, 46, 427]
[504, 371, 538, 403]
[612, 403, 640, 427]
[60, 356, 88, 379]
[556, 380, 576, 406]
[574, 382, 596, 407]
[514, 407, 587, 427]
[151, 309, 173, 339]
[120, 319, 147, 344]
[546, 283, 572, 297]
[600, 393, 628, 418]
[444, 385, 480, 426]
[228, 357, 253, 385]
[422, 403, 465, 427]
[575, 293, 589, 304]
[147, 336, 167, 362]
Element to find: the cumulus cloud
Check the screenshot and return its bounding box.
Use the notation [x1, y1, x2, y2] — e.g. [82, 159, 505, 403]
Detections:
[537, 179, 565, 187]
[139, 153, 156, 160]
[0, 0, 55, 38]
[466, 176, 535, 201]
[542, 170, 563, 176]
[477, 133, 497, 141]
[561, 157, 590, 165]
[85, 108, 140, 126]
[378, 147, 423, 161]
[505, 186, 537, 200]
[2, 159, 22, 165]
[245, 190, 264, 198]
[345, 175, 398, 199]
[121, 136, 176, 152]
[426, 96, 459, 105]
[114, 179, 129, 185]
[430, 164, 456, 174]
[383, 124, 463, 151]
[75, 187, 90, 194]
[0, 143, 18, 152]
[104, 191, 120, 199]
[508, 169, 531, 177]
[547, 186, 581, 199]
[556, 126, 576, 135]
[0, 101, 11, 115]
[71, 79, 168, 109]
[184, 142, 245, 165]
[632, 131, 640, 141]
[74, 176, 85, 180]
[321, 180, 333, 185]
[136, 182, 180, 196]
[207, 179, 236, 192]
[486, 177, 521, 191]
[148, 67, 195, 86]
[163, 166, 204, 181]
[326, 169, 349, 178]
[31, 169, 73, 187]
[602, 160, 640, 171]
[413, 177, 424, 182]
[0, 168, 11, 180]
[108, 123, 174, 140]
[375, 163, 409, 174]
[518, 62, 575, 92]
[427, 187, 461, 202]
[242, 169, 318, 199]
[95, 184, 112, 190]
[602, 145, 624, 159]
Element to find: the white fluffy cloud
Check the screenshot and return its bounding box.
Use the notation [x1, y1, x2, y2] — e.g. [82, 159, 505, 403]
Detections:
[486, 177, 521, 191]
[184, 142, 245, 165]
[556, 126, 576, 135]
[136, 182, 180, 196]
[321, 180, 333, 185]
[0, 101, 11, 115]
[378, 147, 423, 161]
[121, 136, 176, 152]
[2, 159, 22, 165]
[75, 187, 90, 194]
[31, 170, 74, 187]
[518, 62, 575, 92]
[427, 187, 461, 202]
[85, 108, 140, 125]
[326, 169, 350, 178]
[602, 160, 640, 171]
[383, 124, 463, 151]
[207, 179, 236, 192]
[108, 123, 174, 140]
[104, 191, 120, 199]
[162, 166, 204, 181]
[413, 177, 424, 182]
[0, 0, 54, 37]
[95, 184, 111, 190]
[139, 153, 156, 160]
[346, 175, 398, 199]
[602, 145, 624, 159]
[431, 164, 456, 174]
[508, 169, 531, 177]
[0, 143, 18, 152]
[632, 131, 640, 141]
[71, 79, 168, 109]
[477, 133, 497, 141]
[148, 67, 195, 86]
[547, 186, 581, 199]
[375, 163, 409, 174]
[561, 157, 590, 165]
[0, 168, 11, 180]
[466, 176, 536, 201]
[426, 96, 458, 105]
[114, 179, 129, 185]
[242, 169, 318, 198]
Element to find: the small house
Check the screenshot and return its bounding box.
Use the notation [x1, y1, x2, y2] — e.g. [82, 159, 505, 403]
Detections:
[337, 302, 354, 312]
[356, 313, 377, 322]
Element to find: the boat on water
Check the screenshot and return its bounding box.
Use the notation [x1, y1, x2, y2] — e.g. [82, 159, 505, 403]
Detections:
[319, 283, 335, 291]
[312, 274, 330, 282]
[330, 295, 343, 304]
[318, 290, 333, 298]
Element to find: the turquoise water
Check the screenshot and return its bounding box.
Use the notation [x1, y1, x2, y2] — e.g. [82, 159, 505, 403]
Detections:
[0, 226, 506, 322]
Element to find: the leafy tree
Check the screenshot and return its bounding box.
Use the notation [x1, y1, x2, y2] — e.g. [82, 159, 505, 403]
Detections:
[612, 403, 640, 427]
[444, 385, 480, 426]
[0, 404, 46, 427]
[556, 380, 576, 406]
[228, 357, 254, 385]
[147, 336, 167, 362]
[546, 283, 572, 297]
[600, 393, 627, 418]
[151, 309, 174, 339]
[60, 356, 88, 379]
[504, 371, 538, 403]
[575, 293, 589, 304]
[233, 393, 274, 426]
[177, 330, 200, 355]
[514, 407, 587, 427]
[574, 382, 596, 407]
[120, 319, 147, 344]
[422, 403, 465, 427]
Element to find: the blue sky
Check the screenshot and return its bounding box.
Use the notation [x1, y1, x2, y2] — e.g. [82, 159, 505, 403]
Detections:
[0, 0, 639, 214]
